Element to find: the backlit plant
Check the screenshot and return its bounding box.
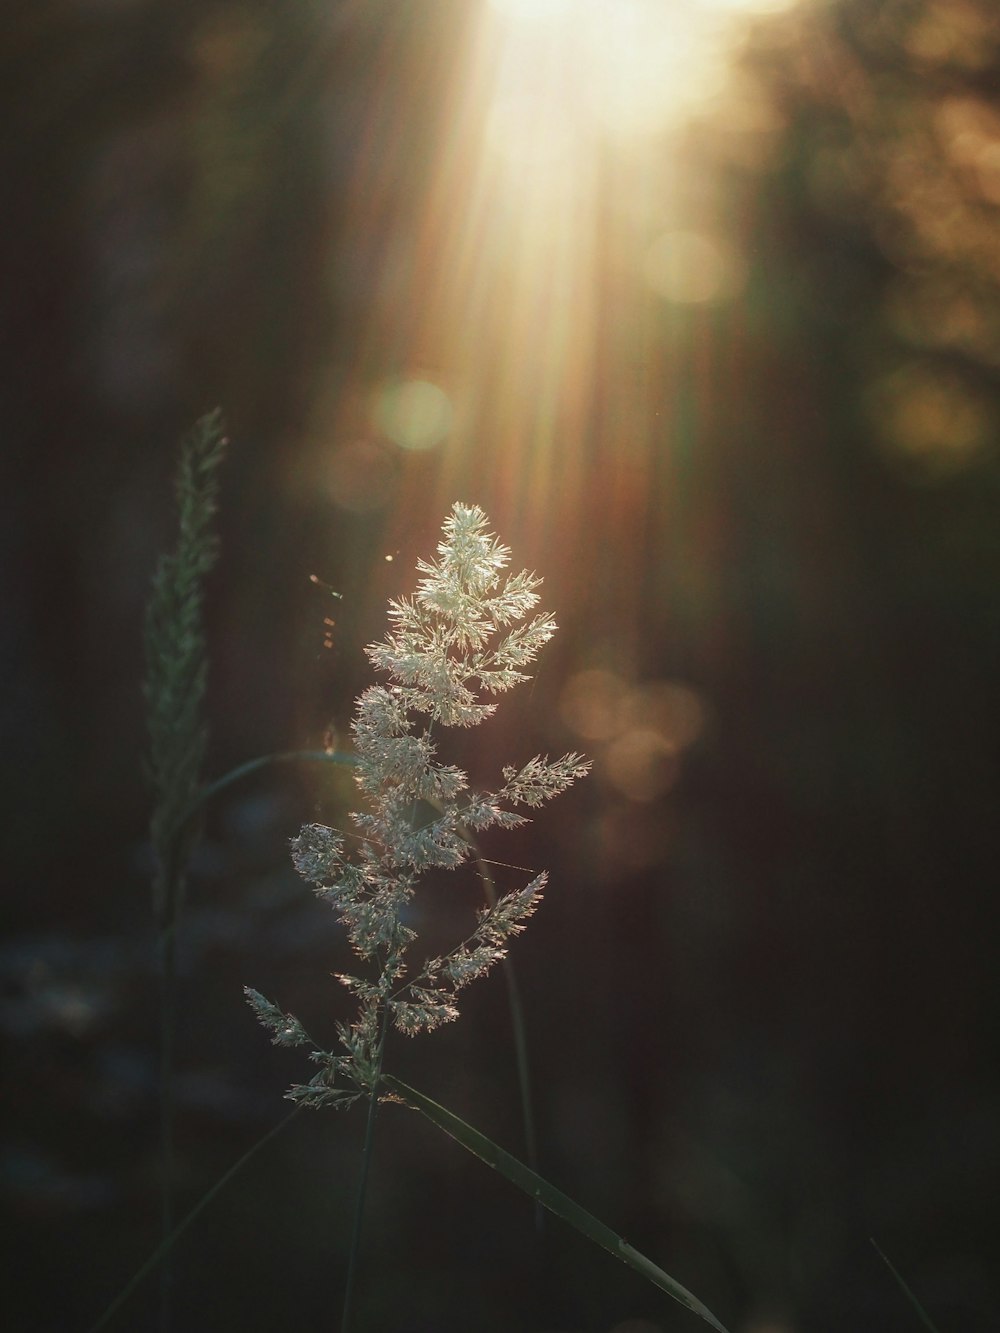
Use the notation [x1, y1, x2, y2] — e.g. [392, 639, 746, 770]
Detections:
[245, 502, 590, 1107]
[103, 446, 730, 1333]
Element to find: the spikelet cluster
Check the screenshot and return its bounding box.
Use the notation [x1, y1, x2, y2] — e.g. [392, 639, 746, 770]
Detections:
[246, 503, 589, 1108]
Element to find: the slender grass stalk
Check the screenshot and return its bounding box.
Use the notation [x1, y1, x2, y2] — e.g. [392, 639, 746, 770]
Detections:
[143, 410, 227, 1332]
[94, 747, 355, 1329]
[88, 1105, 303, 1332]
[156, 926, 176, 1333]
[471, 850, 541, 1227]
[498, 956, 542, 1230]
[140, 412, 360, 1330]
[195, 748, 359, 809]
[871, 1239, 944, 1333]
[339, 1087, 380, 1333]
[339, 1006, 390, 1333]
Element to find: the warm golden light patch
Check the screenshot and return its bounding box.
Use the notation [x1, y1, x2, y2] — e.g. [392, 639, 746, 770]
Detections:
[373, 378, 453, 451]
[486, 0, 573, 19]
[605, 728, 680, 803]
[618, 680, 707, 751]
[561, 672, 707, 804]
[694, 0, 798, 14]
[485, 91, 580, 169]
[320, 0, 796, 656]
[559, 669, 630, 741]
[642, 229, 745, 306]
[581, 2, 727, 138]
[483, 0, 737, 152]
[868, 361, 993, 475]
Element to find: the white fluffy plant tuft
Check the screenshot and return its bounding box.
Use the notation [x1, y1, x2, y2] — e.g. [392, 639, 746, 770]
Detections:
[245, 503, 589, 1110]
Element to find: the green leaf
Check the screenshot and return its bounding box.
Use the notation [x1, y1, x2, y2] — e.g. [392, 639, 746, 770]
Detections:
[382, 1075, 730, 1333]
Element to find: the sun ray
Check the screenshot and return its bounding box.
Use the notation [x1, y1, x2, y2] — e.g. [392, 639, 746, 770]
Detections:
[313, 0, 802, 675]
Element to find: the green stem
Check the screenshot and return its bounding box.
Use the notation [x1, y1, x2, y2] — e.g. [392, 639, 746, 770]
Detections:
[151, 749, 356, 1330]
[468, 850, 541, 1228]
[158, 924, 176, 1333]
[499, 956, 541, 1228]
[402, 798, 542, 1195]
[871, 1239, 943, 1333]
[89, 1105, 304, 1332]
[196, 750, 359, 814]
[340, 1008, 390, 1333]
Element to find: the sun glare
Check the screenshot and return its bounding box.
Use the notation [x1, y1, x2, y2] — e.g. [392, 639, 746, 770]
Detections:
[484, 0, 732, 150]
[326, 0, 798, 671]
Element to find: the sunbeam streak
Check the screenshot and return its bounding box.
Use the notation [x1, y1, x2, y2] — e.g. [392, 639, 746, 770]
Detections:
[317, 0, 803, 670]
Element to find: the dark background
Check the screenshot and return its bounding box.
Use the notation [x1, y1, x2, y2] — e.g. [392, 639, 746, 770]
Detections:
[2, 1, 998, 1330]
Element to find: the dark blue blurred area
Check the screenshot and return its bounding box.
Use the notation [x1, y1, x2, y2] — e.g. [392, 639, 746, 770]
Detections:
[2, 2, 999, 1331]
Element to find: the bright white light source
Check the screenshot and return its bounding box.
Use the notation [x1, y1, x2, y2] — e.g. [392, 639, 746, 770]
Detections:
[483, 0, 788, 150]
[581, 0, 727, 136]
[487, 0, 573, 18]
[694, 0, 798, 14]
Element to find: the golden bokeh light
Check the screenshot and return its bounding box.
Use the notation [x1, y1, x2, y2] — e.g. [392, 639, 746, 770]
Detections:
[605, 727, 680, 803]
[904, 0, 996, 70]
[642, 229, 746, 305]
[561, 672, 707, 804]
[373, 378, 453, 451]
[559, 669, 631, 741]
[868, 361, 994, 476]
[618, 680, 707, 750]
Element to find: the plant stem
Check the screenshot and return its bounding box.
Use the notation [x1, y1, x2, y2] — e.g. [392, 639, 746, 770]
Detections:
[89, 1105, 303, 1332]
[871, 1239, 943, 1333]
[468, 848, 542, 1229]
[196, 749, 359, 813]
[152, 750, 354, 1332]
[340, 1009, 389, 1333]
[158, 922, 176, 1333]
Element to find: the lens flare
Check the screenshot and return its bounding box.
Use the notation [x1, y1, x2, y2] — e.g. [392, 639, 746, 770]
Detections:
[642, 230, 746, 305]
[374, 378, 453, 451]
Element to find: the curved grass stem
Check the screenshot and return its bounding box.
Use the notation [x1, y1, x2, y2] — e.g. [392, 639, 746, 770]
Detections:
[194, 749, 359, 813]
[149, 749, 358, 1332]
[89, 1105, 304, 1332]
[871, 1239, 943, 1333]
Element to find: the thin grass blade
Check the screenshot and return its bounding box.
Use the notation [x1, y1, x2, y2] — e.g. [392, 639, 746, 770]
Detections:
[871, 1239, 944, 1333]
[457, 818, 542, 1226]
[88, 1106, 302, 1332]
[382, 1075, 730, 1333]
